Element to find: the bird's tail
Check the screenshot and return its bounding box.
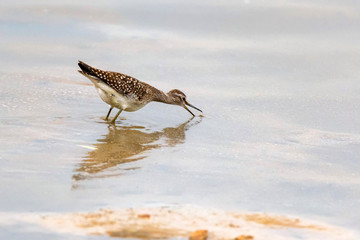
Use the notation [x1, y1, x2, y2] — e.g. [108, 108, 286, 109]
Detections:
[78, 60, 97, 77]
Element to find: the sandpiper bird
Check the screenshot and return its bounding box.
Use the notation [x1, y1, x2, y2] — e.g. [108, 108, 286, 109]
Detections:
[78, 61, 202, 123]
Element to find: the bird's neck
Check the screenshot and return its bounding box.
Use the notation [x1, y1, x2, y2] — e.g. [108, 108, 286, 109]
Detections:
[152, 89, 173, 104]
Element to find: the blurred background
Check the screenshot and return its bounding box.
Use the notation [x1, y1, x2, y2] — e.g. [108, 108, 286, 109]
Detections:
[1, 0, 360, 239]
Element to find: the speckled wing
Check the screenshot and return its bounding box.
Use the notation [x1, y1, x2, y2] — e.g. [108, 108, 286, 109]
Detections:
[78, 61, 151, 101]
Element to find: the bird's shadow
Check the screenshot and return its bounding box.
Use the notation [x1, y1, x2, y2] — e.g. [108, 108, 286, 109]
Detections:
[72, 117, 201, 186]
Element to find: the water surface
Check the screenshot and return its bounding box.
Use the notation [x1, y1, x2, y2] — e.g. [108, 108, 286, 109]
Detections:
[1, 0, 360, 238]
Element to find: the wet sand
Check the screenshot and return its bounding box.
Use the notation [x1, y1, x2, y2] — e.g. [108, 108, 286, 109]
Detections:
[1, 0, 360, 239]
[1, 206, 356, 240]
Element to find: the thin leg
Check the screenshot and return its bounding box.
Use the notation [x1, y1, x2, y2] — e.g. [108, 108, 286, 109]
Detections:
[110, 109, 122, 123]
[105, 106, 114, 120]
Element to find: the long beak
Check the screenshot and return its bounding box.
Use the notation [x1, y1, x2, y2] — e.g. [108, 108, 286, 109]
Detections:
[183, 100, 202, 116]
[183, 105, 195, 117]
[185, 100, 202, 113]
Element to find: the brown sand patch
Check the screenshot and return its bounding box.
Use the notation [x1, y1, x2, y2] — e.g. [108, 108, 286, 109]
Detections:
[106, 225, 183, 239]
[137, 214, 151, 219]
[234, 235, 254, 240]
[189, 230, 208, 240]
[240, 213, 326, 230]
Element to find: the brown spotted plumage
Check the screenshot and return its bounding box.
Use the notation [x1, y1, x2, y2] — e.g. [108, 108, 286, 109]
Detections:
[78, 60, 202, 123]
[78, 61, 155, 102]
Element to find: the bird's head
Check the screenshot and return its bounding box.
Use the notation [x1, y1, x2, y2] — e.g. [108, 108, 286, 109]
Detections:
[167, 89, 202, 117]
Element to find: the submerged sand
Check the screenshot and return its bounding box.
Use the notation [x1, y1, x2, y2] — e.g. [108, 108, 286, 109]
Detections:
[3, 206, 356, 240]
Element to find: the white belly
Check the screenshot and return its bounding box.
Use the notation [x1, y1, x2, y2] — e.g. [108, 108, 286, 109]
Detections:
[87, 76, 146, 112]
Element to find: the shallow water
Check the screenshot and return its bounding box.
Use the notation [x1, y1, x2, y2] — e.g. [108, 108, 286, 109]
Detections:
[1, 0, 360, 239]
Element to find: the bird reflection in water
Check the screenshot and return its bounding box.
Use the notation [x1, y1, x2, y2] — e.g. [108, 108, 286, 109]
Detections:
[72, 118, 201, 182]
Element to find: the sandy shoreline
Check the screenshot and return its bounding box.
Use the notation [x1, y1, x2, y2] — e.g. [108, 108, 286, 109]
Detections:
[1, 206, 357, 240]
